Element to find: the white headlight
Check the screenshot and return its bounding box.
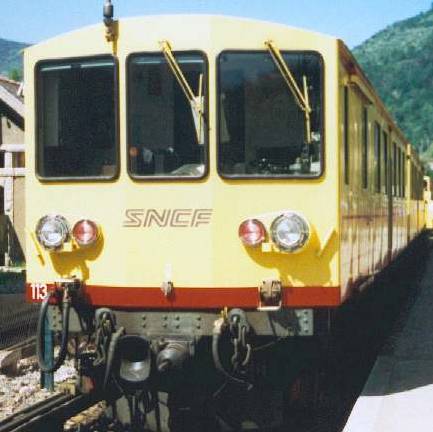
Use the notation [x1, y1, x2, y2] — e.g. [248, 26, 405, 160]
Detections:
[270, 213, 310, 252]
[36, 215, 70, 250]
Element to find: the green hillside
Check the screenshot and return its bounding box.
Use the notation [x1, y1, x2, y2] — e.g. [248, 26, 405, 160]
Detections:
[353, 7, 433, 158]
[0, 37, 28, 80]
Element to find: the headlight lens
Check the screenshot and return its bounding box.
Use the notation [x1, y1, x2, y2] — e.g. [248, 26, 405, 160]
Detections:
[36, 215, 70, 250]
[270, 213, 310, 252]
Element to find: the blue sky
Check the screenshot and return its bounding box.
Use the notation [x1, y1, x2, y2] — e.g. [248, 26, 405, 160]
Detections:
[1, 0, 432, 48]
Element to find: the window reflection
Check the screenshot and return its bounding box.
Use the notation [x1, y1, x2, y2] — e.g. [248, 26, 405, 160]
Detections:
[218, 52, 323, 177]
[128, 53, 207, 178]
[37, 57, 117, 179]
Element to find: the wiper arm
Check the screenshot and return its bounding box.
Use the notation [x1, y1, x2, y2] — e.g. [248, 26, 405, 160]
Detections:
[159, 40, 205, 144]
[265, 40, 312, 144]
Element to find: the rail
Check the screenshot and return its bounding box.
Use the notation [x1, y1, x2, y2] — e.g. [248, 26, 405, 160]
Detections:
[1, 337, 35, 353]
[0, 393, 101, 432]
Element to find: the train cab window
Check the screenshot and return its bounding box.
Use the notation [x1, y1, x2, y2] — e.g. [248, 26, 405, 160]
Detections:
[383, 131, 388, 194]
[127, 52, 207, 179]
[374, 123, 381, 193]
[362, 107, 368, 189]
[36, 57, 117, 179]
[217, 51, 323, 178]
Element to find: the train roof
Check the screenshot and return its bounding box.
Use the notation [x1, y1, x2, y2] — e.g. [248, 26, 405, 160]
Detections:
[338, 40, 409, 146]
[25, 14, 336, 53]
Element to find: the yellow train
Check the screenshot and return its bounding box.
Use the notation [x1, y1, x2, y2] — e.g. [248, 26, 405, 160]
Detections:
[25, 6, 425, 430]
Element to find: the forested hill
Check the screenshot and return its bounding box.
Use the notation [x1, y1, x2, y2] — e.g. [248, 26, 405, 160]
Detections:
[0, 38, 28, 80]
[353, 7, 433, 158]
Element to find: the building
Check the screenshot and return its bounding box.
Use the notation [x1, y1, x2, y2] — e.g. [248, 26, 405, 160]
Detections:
[0, 75, 25, 268]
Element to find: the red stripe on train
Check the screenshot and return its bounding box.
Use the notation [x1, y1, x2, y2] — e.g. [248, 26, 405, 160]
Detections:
[26, 283, 341, 309]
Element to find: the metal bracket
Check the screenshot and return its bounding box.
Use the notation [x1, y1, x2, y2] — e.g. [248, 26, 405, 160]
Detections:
[294, 309, 314, 336]
[161, 281, 173, 297]
[54, 278, 82, 294]
[258, 278, 282, 311]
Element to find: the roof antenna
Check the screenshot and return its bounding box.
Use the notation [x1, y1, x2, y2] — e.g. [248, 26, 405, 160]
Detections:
[103, 0, 115, 42]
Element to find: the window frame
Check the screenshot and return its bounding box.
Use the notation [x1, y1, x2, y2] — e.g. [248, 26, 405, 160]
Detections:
[35, 54, 120, 182]
[126, 50, 209, 181]
[216, 49, 325, 180]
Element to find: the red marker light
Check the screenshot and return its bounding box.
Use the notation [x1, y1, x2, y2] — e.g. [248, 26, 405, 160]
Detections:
[72, 219, 100, 247]
[238, 219, 266, 247]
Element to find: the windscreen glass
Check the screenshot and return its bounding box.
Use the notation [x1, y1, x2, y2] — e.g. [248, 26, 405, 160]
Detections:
[37, 57, 117, 179]
[128, 52, 207, 178]
[218, 51, 323, 177]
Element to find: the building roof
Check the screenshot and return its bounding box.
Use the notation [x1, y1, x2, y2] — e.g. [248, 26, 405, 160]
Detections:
[0, 75, 24, 122]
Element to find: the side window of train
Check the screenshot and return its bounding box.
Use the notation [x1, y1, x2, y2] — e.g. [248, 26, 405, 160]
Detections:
[374, 122, 381, 193]
[412, 164, 415, 199]
[362, 106, 368, 189]
[416, 168, 423, 200]
[383, 131, 388, 194]
[393, 142, 397, 197]
[36, 56, 118, 179]
[398, 148, 402, 197]
[344, 86, 349, 185]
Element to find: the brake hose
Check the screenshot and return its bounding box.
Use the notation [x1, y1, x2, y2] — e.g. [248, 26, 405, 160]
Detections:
[36, 291, 71, 373]
[103, 326, 125, 389]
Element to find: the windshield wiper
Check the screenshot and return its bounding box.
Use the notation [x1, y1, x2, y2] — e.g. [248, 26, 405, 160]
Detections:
[265, 40, 312, 145]
[159, 40, 205, 144]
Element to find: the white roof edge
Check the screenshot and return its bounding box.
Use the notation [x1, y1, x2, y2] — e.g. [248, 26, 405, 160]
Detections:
[28, 14, 337, 50]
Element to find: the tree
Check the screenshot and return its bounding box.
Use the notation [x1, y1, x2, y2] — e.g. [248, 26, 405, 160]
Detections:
[8, 68, 22, 82]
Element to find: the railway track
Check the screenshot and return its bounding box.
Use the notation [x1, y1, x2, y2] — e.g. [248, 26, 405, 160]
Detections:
[0, 393, 102, 432]
[1, 337, 36, 354]
[0, 338, 36, 373]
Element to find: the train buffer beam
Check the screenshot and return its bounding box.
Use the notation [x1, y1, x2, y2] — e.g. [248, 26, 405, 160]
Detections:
[343, 243, 433, 431]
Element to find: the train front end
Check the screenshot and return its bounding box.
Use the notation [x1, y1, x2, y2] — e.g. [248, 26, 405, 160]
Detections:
[25, 15, 341, 429]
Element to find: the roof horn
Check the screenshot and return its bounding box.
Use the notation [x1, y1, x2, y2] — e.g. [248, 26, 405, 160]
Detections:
[103, 0, 116, 41]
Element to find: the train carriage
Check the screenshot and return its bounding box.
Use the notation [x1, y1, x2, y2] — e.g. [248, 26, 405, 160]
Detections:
[24, 11, 426, 431]
[338, 45, 425, 297]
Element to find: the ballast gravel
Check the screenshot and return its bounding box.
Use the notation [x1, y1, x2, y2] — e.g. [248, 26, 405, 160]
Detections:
[0, 356, 76, 421]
